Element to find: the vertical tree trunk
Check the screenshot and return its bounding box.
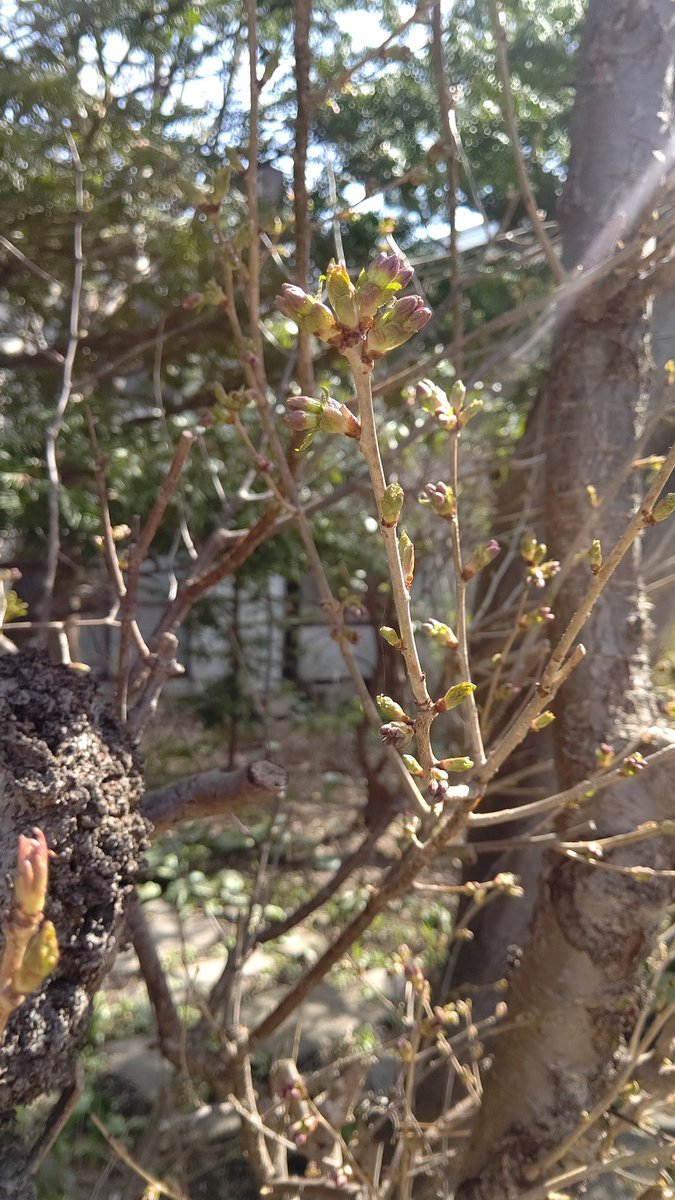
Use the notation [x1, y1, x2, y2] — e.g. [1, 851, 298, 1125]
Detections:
[457, 2, 675, 1195]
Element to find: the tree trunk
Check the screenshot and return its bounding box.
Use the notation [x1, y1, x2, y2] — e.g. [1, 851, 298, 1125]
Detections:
[0, 651, 147, 1194]
[457, 2, 675, 1195]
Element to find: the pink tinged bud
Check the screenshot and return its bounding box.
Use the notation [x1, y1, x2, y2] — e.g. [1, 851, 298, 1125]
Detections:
[380, 482, 405, 527]
[399, 529, 415, 590]
[380, 721, 414, 750]
[366, 296, 432, 357]
[326, 260, 359, 329]
[275, 284, 339, 342]
[355, 253, 414, 322]
[284, 394, 360, 441]
[436, 682, 476, 713]
[530, 710, 555, 732]
[419, 481, 455, 518]
[461, 540, 501, 581]
[15, 828, 50, 917]
[596, 742, 615, 768]
[15, 920, 59, 993]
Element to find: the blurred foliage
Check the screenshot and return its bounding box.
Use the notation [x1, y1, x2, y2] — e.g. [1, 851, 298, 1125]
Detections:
[0, 0, 581, 654]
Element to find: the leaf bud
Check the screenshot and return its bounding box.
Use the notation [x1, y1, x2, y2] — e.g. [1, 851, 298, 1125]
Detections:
[326, 260, 359, 329]
[650, 492, 675, 523]
[284, 393, 361, 444]
[399, 529, 415, 590]
[530, 710, 555, 732]
[588, 539, 602, 574]
[461, 540, 501, 581]
[437, 681, 476, 713]
[379, 626, 403, 649]
[380, 482, 404, 527]
[402, 754, 424, 777]
[377, 694, 410, 723]
[422, 618, 459, 649]
[437, 756, 474, 772]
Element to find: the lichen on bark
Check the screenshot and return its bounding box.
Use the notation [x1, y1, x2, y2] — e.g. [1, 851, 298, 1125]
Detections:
[0, 651, 148, 1112]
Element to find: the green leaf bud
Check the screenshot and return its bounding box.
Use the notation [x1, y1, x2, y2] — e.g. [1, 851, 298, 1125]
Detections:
[380, 626, 403, 649]
[530, 710, 555, 732]
[377, 694, 409, 723]
[380, 482, 405, 527]
[437, 682, 476, 712]
[651, 492, 675, 523]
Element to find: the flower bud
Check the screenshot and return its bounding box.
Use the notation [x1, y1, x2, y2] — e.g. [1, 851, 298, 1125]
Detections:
[355, 252, 414, 322]
[588, 539, 602, 575]
[14, 920, 59, 993]
[419, 480, 455, 518]
[437, 681, 476, 712]
[380, 482, 405, 527]
[461, 540, 501, 581]
[284, 394, 361, 443]
[326, 260, 359, 329]
[526, 559, 560, 588]
[619, 752, 647, 776]
[399, 529, 415, 590]
[518, 605, 555, 630]
[422, 619, 459, 649]
[530, 710, 555, 732]
[437, 756, 474, 772]
[596, 742, 615, 768]
[380, 626, 403, 649]
[276, 284, 340, 342]
[380, 721, 414, 750]
[377, 694, 409, 723]
[15, 828, 50, 917]
[366, 295, 431, 358]
[650, 492, 675, 523]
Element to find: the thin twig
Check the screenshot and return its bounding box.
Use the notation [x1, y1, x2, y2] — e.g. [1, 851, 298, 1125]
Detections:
[42, 131, 85, 624]
[487, 0, 565, 283]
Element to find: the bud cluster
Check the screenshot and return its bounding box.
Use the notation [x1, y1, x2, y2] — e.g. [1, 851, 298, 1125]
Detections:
[212, 382, 255, 424]
[284, 391, 361, 449]
[276, 253, 431, 357]
[521, 534, 560, 588]
[419, 480, 456, 519]
[518, 605, 554, 630]
[415, 378, 483, 430]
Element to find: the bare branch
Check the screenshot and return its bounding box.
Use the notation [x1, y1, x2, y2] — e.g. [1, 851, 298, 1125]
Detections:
[141, 760, 288, 835]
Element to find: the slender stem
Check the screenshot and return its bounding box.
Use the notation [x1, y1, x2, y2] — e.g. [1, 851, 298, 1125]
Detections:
[431, 0, 464, 374]
[471, 740, 675, 828]
[487, 0, 565, 283]
[345, 348, 436, 775]
[449, 429, 486, 766]
[42, 131, 85, 625]
[480, 589, 527, 736]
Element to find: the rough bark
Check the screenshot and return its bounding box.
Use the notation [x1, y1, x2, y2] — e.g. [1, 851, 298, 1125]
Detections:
[0, 651, 147, 1191]
[457, 2, 675, 1195]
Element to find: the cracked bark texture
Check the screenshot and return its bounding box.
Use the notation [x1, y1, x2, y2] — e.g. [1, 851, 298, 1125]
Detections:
[457, 1, 675, 1195]
[0, 651, 147, 1196]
